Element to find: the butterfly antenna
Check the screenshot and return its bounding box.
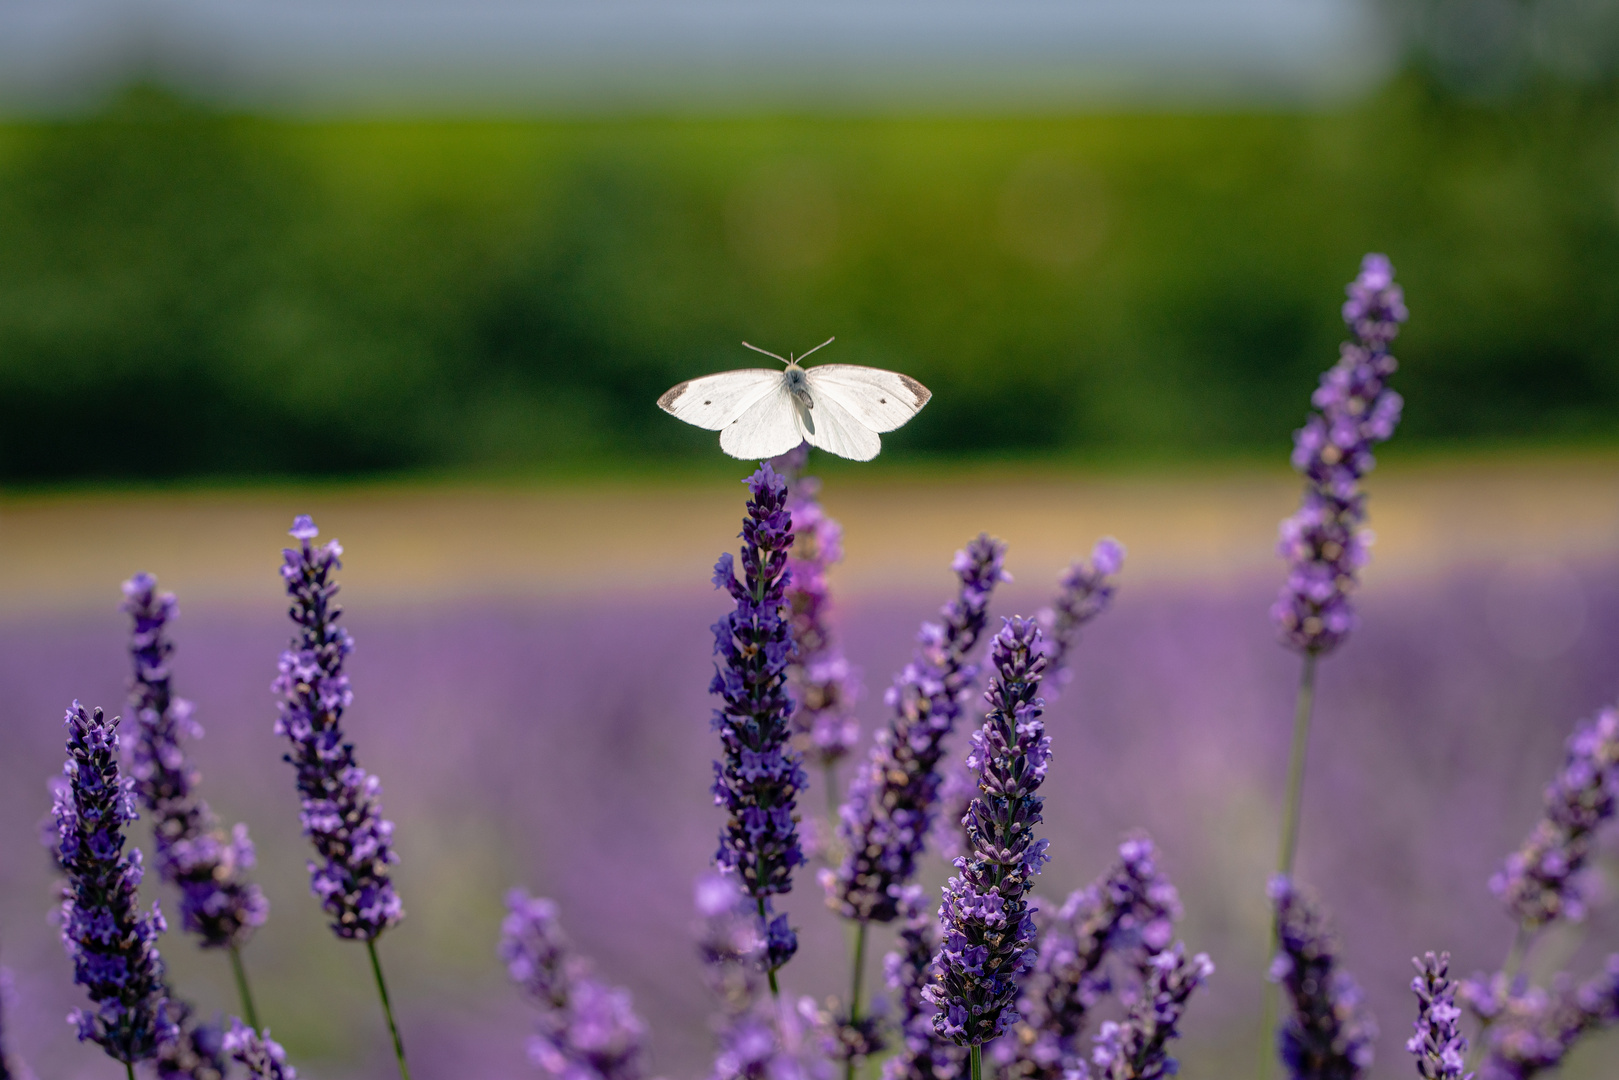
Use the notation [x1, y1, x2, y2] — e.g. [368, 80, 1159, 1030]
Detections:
[741, 341, 790, 365]
[796, 336, 836, 363]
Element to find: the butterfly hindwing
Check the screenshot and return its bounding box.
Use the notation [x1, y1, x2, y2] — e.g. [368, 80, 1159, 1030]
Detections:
[719, 383, 808, 459]
[804, 389, 882, 461]
[804, 364, 931, 433]
[657, 369, 784, 431]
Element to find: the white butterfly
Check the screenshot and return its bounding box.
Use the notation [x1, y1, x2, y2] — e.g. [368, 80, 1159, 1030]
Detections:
[657, 338, 932, 461]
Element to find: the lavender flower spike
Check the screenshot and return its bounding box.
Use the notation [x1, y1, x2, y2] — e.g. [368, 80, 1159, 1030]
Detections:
[1269, 876, 1377, 1080]
[154, 998, 228, 1080]
[1490, 706, 1619, 929]
[1459, 954, 1619, 1080]
[1084, 946, 1213, 1080]
[1037, 538, 1124, 700]
[883, 885, 965, 1080]
[823, 535, 1010, 924]
[711, 465, 805, 968]
[1407, 953, 1471, 1080]
[123, 573, 268, 950]
[273, 516, 402, 941]
[771, 445, 862, 768]
[500, 888, 647, 1080]
[1272, 254, 1406, 655]
[223, 1020, 297, 1080]
[928, 616, 1052, 1047]
[49, 702, 177, 1064]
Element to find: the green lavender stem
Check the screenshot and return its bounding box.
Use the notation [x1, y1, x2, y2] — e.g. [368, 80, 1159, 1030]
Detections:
[970, 1043, 983, 1080]
[367, 940, 411, 1080]
[844, 922, 869, 1080]
[229, 944, 261, 1031]
[1258, 653, 1319, 1080]
[126, 1064, 137, 1080]
[756, 898, 781, 999]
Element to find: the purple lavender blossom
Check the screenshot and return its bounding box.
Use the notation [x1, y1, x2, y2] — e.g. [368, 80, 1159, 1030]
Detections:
[122, 573, 268, 950]
[822, 535, 1010, 924]
[1037, 538, 1124, 701]
[882, 886, 965, 1080]
[1081, 946, 1212, 1080]
[153, 999, 227, 1080]
[1407, 953, 1470, 1080]
[500, 888, 647, 1080]
[998, 836, 1182, 1080]
[1460, 956, 1619, 1080]
[1272, 253, 1407, 655]
[272, 515, 403, 941]
[927, 617, 1052, 1047]
[771, 444, 862, 768]
[1489, 706, 1619, 929]
[49, 702, 177, 1064]
[1268, 876, 1377, 1080]
[710, 466, 806, 948]
[223, 1019, 297, 1080]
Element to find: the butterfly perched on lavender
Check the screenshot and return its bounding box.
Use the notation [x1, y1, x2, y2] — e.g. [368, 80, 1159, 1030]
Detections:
[657, 338, 932, 461]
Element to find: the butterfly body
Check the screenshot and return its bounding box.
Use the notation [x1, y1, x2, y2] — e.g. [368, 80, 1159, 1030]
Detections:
[658, 339, 930, 461]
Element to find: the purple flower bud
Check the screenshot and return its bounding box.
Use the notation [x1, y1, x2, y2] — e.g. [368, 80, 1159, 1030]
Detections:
[711, 465, 807, 930]
[49, 702, 177, 1064]
[824, 536, 1010, 924]
[1268, 876, 1376, 1080]
[273, 517, 402, 942]
[223, 1019, 296, 1080]
[1407, 953, 1472, 1080]
[1490, 707, 1619, 930]
[1273, 255, 1406, 656]
[1081, 945, 1212, 1080]
[122, 574, 268, 951]
[500, 889, 647, 1080]
[927, 617, 1051, 1046]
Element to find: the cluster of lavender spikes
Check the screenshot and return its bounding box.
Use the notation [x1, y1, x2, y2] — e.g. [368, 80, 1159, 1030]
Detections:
[927, 617, 1052, 1047]
[1272, 254, 1407, 655]
[500, 889, 648, 1080]
[710, 464, 806, 969]
[50, 702, 177, 1063]
[1489, 706, 1619, 928]
[1268, 876, 1377, 1080]
[122, 572, 269, 950]
[823, 535, 1009, 924]
[1407, 953, 1470, 1080]
[223, 1020, 298, 1080]
[772, 444, 862, 768]
[1083, 946, 1213, 1080]
[272, 516, 403, 941]
[1037, 538, 1124, 701]
[998, 836, 1182, 1080]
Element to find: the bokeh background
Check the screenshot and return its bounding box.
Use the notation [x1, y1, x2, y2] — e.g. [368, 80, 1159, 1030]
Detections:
[3, 1, 1619, 1077]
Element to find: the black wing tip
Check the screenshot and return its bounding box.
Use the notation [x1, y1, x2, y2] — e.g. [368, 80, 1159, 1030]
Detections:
[900, 374, 932, 407]
[656, 381, 690, 412]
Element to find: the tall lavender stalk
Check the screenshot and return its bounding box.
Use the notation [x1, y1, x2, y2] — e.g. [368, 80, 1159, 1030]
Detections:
[272, 515, 409, 1079]
[1263, 255, 1405, 1080]
[997, 836, 1181, 1080]
[927, 617, 1052, 1080]
[500, 889, 648, 1080]
[710, 465, 805, 991]
[122, 573, 268, 1027]
[822, 535, 1009, 1074]
[772, 444, 862, 794]
[49, 702, 177, 1074]
[1268, 876, 1377, 1080]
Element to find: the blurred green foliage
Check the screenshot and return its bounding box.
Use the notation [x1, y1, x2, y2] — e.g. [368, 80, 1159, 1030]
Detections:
[1, 78, 1617, 482]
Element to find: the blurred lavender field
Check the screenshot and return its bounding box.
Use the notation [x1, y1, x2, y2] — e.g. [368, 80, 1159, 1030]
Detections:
[2, 476, 1618, 1079]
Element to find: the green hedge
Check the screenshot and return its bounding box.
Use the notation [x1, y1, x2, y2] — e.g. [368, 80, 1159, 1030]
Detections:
[2, 79, 1616, 481]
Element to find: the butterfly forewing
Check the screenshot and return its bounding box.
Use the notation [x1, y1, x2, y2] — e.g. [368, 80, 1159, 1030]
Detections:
[657, 369, 783, 431]
[718, 383, 808, 459]
[804, 364, 931, 433]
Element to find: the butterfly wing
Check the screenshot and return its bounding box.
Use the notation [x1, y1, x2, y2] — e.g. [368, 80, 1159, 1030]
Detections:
[803, 389, 882, 461]
[658, 369, 784, 431]
[719, 382, 808, 459]
[804, 364, 931, 433]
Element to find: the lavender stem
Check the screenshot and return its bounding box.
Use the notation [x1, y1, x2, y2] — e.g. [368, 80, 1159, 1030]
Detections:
[367, 940, 411, 1080]
[230, 944, 261, 1031]
[1260, 652, 1318, 1080]
[754, 898, 781, 999]
[126, 1064, 136, 1080]
[970, 1043, 983, 1080]
[844, 921, 870, 1080]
